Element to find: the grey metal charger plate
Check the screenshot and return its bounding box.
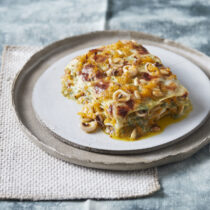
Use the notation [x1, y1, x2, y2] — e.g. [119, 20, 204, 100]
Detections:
[12, 30, 210, 170]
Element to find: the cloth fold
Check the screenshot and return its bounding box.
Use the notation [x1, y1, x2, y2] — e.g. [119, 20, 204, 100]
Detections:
[0, 46, 160, 200]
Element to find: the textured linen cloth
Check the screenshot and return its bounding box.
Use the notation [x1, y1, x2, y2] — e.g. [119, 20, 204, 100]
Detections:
[0, 45, 160, 200]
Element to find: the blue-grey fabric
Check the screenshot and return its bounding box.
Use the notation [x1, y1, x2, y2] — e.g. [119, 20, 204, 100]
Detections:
[107, 0, 210, 54]
[1, 0, 210, 209]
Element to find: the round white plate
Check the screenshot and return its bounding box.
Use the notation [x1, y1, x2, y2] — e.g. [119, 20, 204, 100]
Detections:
[32, 45, 210, 153]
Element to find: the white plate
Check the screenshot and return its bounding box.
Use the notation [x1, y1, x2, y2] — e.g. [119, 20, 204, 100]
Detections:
[32, 45, 210, 153]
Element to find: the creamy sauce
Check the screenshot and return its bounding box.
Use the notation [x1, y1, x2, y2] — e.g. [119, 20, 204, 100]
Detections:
[112, 105, 192, 141]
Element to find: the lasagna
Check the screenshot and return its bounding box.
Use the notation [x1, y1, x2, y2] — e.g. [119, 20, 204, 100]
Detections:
[61, 40, 191, 140]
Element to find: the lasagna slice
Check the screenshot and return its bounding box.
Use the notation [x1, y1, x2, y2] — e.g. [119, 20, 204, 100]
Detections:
[62, 40, 191, 140]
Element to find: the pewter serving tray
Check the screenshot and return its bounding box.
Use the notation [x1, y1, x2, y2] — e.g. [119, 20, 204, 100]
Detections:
[12, 31, 210, 170]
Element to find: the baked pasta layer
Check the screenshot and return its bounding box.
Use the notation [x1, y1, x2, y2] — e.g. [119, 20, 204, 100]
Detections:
[62, 40, 191, 140]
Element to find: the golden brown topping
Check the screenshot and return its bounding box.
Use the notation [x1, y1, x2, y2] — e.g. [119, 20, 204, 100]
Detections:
[141, 72, 152, 81]
[94, 81, 109, 94]
[108, 104, 113, 116]
[145, 63, 160, 76]
[94, 54, 107, 63]
[131, 42, 149, 54]
[89, 48, 103, 53]
[95, 114, 104, 126]
[112, 68, 123, 76]
[155, 62, 163, 68]
[95, 70, 106, 79]
[113, 89, 130, 102]
[80, 64, 95, 81]
[126, 99, 134, 109]
[116, 105, 129, 118]
[182, 91, 188, 98]
[74, 91, 85, 99]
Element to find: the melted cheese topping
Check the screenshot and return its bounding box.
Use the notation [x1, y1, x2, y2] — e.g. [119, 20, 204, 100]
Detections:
[62, 40, 191, 140]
